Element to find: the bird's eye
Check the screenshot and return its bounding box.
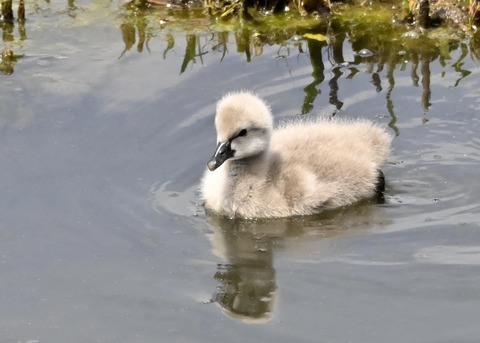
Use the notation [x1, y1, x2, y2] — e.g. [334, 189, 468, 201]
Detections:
[238, 129, 247, 137]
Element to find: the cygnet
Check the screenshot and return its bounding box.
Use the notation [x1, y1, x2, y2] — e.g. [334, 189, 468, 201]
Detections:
[200, 91, 392, 218]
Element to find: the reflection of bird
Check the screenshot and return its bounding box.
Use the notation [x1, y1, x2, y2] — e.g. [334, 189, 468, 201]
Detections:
[205, 199, 391, 322]
[207, 216, 277, 323]
[200, 91, 392, 218]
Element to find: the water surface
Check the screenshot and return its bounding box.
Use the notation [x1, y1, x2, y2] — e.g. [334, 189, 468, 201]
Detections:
[1, 1, 480, 342]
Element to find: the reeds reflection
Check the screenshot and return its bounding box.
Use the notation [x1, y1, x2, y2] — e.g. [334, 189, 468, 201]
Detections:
[206, 202, 390, 322]
[117, 6, 479, 119]
[3, 1, 480, 115]
[1, 0, 25, 74]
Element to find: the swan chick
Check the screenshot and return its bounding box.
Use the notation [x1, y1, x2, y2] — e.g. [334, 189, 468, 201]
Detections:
[200, 91, 392, 218]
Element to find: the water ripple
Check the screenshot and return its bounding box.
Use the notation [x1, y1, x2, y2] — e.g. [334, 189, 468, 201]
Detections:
[415, 246, 480, 265]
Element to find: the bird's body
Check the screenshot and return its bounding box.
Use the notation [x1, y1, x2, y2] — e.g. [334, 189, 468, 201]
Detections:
[200, 92, 392, 218]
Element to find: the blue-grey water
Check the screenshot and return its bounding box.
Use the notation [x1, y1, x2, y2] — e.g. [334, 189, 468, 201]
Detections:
[1, 1, 480, 342]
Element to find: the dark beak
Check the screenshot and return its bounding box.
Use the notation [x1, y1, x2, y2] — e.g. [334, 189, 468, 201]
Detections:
[207, 140, 234, 171]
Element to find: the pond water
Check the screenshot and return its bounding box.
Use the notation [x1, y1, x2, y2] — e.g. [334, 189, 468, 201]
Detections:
[1, 1, 480, 342]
